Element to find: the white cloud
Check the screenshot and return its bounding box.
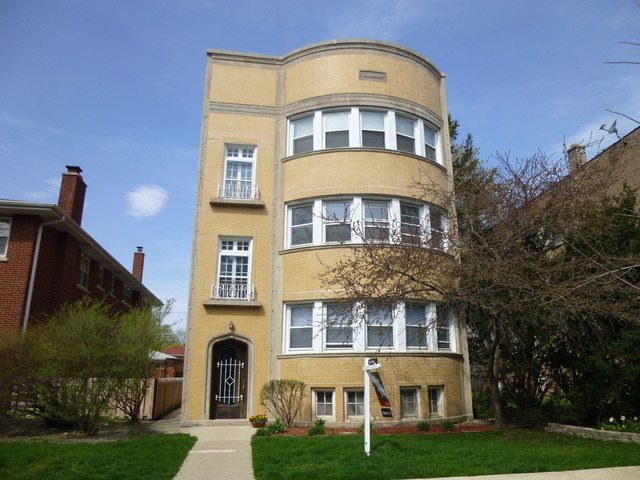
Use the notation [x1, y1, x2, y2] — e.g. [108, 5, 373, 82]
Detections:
[27, 176, 61, 202]
[125, 185, 168, 218]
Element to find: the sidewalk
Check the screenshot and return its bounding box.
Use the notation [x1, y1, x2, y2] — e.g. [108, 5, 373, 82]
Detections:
[149, 410, 640, 480]
[148, 409, 255, 480]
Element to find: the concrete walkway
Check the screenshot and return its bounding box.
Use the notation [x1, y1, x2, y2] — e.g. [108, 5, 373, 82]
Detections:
[149, 410, 640, 480]
[148, 409, 255, 480]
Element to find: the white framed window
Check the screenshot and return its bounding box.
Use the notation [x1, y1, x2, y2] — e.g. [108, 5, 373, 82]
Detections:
[405, 303, 430, 348]
[78, 253, 90, 289]
[313, 389, 335, 419]
[287, 304, 314, 350]
[325, 303, 354, 349]
[363, 200, 390, 242]
[97, 266, 104, 289]
[396, 115, 416, 153]
[0, 217, 11, 257]
[221, 145, 256, 199]
[289, 204, 314, 246]
[324, 110, 350, 148]
[287, 107, 441, 163]
[346, 390, 365, 420]
[291, 115, 314, 154]
[360, 110, 386, 148]
[324, 200, 352, 243]
[282, 300, 455, 354]
[286, 197, 446, 249]
[215, 238, 252, 300]
[366, 304, 394, 349]
[424, 126, 438, 163]
[400, 387, 420, 419]
[400, 203, 421, 245]
[428, 386, 444, 418]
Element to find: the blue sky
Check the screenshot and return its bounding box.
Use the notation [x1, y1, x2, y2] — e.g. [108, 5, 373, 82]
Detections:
[1, 0, 638, 331]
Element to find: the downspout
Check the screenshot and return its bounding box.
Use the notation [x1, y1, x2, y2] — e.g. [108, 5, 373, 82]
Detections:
[22, 215, 66, 333]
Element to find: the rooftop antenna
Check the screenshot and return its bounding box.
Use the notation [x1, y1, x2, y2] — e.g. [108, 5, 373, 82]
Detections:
[599, 119, 627, 143]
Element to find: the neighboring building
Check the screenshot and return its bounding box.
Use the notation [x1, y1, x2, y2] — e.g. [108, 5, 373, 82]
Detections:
[157, 345, 185, 378]
[566, 125, 640, 197]
[0, 166, 160, 337]
[183, 40, 473, 425]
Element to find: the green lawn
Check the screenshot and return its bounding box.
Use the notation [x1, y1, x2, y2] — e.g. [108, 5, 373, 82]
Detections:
[252, 430, 640, 480]
[0, 434, 196, 480]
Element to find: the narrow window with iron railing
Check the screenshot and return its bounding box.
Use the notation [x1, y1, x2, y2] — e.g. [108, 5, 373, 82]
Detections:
[219, 145, 258, 200]
[213, 238, 254, 300]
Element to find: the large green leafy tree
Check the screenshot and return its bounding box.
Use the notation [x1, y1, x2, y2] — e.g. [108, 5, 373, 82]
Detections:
[548, 186, 640, 424]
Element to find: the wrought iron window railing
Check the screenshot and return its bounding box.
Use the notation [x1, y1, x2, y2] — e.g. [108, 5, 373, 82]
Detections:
[217, 184, 259, 200]
[211, 283, 255, 301]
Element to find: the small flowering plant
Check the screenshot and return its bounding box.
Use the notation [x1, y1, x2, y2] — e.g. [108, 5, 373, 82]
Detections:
[599, 415, 640, 434]
[249, 414, 268, 425]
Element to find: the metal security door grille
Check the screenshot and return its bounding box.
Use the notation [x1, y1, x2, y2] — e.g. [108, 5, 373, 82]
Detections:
[215, 358, 245, 404]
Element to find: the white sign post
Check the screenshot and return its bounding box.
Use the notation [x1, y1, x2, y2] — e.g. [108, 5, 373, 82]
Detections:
[363, 357, 381, 456]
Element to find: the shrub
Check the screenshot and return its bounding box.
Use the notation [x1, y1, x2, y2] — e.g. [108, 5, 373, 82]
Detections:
[266, 419, 286, 434]
[254, 427, 270, 436]
[417, 421, 431, 432]
[308, 418, 326, 436]
[259, 379, 306, 428]
[2, 298, 172, 435]
[441, 422, 455, 431]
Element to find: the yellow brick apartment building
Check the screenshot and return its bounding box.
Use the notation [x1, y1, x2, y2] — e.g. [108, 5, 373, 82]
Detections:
[182, 40, 473, 425]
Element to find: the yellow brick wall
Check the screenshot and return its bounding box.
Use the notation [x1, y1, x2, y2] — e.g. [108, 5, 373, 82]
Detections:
[284, 54, 441, 112]
[282, 150, 449, 205]
[279, 354, 464, 423]
[210, 65, 278, 106]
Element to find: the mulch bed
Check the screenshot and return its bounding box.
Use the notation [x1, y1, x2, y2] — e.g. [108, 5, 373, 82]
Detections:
[271, 423, 494, 437]
[0, 416, 156, 443]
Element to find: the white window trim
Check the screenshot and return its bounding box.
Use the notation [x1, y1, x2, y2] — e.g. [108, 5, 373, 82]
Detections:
[365, 303, 397, 350]
[286, 107, 441, 164]
[220, 144, 258, 200]
[285, 197, 446, 250]
[345, 389, 365, 421]
[282, 300, 456, 354]
[312, 389, 336, 420]
[400, 387, 421, 419]
[0, 217, 11, 258]
[215, 237, 253, 300]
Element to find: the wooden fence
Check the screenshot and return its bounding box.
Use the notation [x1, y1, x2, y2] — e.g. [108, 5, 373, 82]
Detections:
[151, 377, 183, 419]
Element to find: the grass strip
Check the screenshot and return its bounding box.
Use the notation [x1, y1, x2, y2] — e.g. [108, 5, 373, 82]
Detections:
[0, 434, 196, 480]
[252, 429, 640, 480]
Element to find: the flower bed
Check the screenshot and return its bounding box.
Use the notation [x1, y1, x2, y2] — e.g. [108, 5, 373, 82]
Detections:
[271, 423, 493, 437]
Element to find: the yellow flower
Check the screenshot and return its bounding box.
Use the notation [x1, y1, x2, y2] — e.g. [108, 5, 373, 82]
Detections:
[634, 417, 638, 421]
[609, 417, 615, 422]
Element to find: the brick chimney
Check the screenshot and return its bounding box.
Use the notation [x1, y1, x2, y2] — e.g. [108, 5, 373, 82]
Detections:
[57, 166, 87, 225]
[567, 143, 587, 172]
[132, 246, 145, 282]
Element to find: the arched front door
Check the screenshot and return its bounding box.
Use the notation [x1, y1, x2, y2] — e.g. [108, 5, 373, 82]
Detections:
[210, 340, 248, 419]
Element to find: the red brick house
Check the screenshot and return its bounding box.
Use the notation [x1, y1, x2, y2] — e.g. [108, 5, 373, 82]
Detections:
[0, 166, 160, 337]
